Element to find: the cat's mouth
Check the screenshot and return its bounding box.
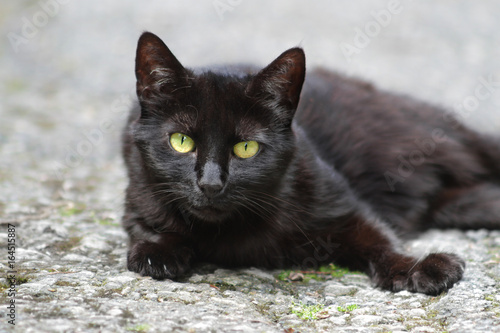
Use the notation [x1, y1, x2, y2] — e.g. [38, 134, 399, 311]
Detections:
[187, 205, 231, 223]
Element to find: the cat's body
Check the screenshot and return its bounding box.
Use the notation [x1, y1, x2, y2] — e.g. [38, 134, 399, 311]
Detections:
[122, 32, 500, 295]
[297, 70, 500, 234]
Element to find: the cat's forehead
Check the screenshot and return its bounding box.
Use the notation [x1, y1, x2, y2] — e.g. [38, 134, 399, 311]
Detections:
[193, 70, 252, 98]
[193, 73, 266, 134]
[192, 65, 259, 79]
[167, 106, 266, 141]
[165, 79, 268, 140]
[157, 69, 277, 143]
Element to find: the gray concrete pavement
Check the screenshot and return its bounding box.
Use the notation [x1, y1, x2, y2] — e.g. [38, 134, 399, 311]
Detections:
[1, 1, 499, 332]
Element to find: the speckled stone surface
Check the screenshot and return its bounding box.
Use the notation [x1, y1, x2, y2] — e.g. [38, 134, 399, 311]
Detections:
[1, 1, 499, 332]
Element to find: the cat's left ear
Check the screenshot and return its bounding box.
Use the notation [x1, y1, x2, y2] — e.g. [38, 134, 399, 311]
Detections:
[246, 47, 305, 125]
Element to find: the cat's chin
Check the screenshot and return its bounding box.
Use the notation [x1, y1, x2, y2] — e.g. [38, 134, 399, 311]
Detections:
[186, 206, 231, 223]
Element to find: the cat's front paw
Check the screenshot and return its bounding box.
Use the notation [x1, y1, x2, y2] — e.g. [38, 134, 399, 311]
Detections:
[127, 240, 193, 280]
[382, 253, 465, 295]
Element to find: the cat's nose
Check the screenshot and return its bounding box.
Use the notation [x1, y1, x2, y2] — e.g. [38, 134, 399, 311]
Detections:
[198, 161, 224, 198]
[198, 182, 223, 198]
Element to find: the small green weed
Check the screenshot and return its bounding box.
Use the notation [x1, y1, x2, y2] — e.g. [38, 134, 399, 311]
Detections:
[276, 263, 358, 282]
[319, 263, 354, 278]
[59, 203, 86, 217]
[277, 270, 292, 281]
[0, 270, 33, 291]
[126, 323, 150, 333]
[90, 211, 120, 226]
[52, 236, 82, 252]
[337, 304, 359, 313]
[291, 301, 325, 320]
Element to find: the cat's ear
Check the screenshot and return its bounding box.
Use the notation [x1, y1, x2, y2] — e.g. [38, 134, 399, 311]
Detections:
[246, 47, 305, 125]
[135, 32, 190, 103]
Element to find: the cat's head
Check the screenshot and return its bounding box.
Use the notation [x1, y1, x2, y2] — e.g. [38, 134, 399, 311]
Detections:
[132, 32, 305, 223]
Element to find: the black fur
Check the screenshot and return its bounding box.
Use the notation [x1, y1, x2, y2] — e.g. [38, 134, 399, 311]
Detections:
[122, 32, 500, 295]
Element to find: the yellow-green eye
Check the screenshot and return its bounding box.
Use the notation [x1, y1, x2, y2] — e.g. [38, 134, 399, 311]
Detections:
[233, 141, 259, 159]
[170, 133, 195, 153]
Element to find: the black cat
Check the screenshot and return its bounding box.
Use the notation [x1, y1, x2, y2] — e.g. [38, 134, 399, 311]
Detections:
[122, 32, 500, 295]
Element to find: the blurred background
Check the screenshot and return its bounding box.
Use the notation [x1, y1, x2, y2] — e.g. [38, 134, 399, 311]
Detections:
[0, 0, 499, 220]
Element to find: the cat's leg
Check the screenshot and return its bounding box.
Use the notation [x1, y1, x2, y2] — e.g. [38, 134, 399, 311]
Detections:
[429, 183, 500, 230]
[127, 234, 193, 280]
[123, 215, 194, 280]
[327, 215, 465, 295]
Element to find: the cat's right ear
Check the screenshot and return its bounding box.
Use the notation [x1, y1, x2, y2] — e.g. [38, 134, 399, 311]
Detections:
[246, 47, 306, 126]
[135, 32, 189, 104]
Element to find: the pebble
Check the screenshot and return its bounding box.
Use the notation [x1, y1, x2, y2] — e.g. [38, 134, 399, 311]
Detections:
[350, 315, 382, 326]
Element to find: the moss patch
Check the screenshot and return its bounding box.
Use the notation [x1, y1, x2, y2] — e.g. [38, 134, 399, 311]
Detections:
[90, 211, 120, 226]
[54, 280, 79, 287]
[291, 301, 325, 321]
[5, 78, 28, 93]
[126, 323, 150, 333]
[209, 281, 237, 293]
[276, 263, 359, 283]
[95, 287, 124, 298]
[337, 304, 359, 313]
[51, 236, 82, 252]
[0, 269, 34, 292]
[59, 202, 86, 217]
